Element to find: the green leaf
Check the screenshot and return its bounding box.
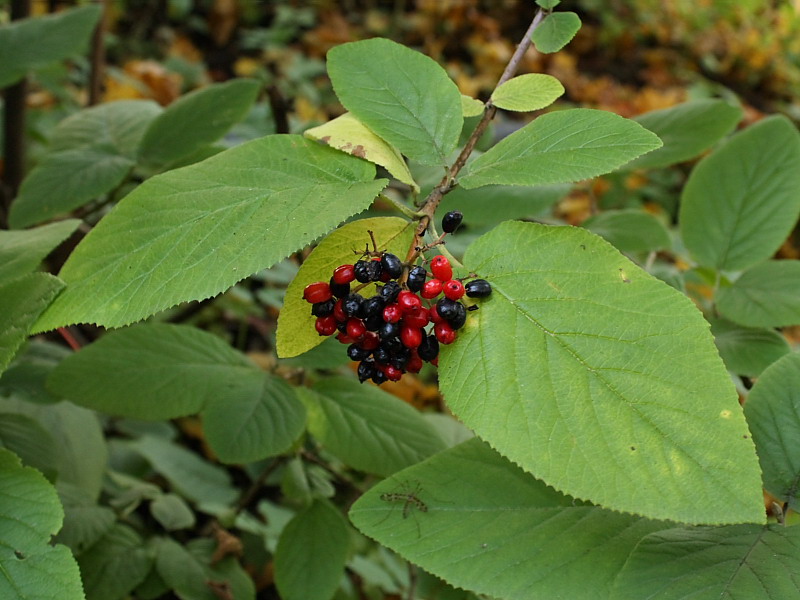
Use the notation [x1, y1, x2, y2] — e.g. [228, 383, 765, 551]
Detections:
[47, 323, 259, 420]
[0, 341, 71, 405]
[275, 499, 350, 600]
[679, 116, 800, 271]
[9, 101, 162, 228]
[531, 12, 581, 54]
[300, 377, 446, 476]
[327, 38, 463, 166]
[0, 5, 102, 87]
[34, 135, 387, 331]
[461, 95, 484, 118]
[627, 99, 743, 169]
[0, 220, 80, 281]
[304, 112, 418, 191]
[277, 216, 414, 358]
[459, 109, 662, 189]
[611, 524, 800, 599]
[536, 0, 561, 8]
[150, 494, 196, 531]
[439, 184, 570, 228]
[350, 439, 670, 600]
[77, 523, 152, 600]
[439, 221, 763, 524]
[490, 74, 564, 112]
[743, 353, 800, 511]
[128, 436, 238, 509]
[583, 209, 672, 253]
[54, 483, 116, 555]
[0, 413, 59, 480]
[138, 79, 261, 167]
[0, 448, 85, 600]
[717, 260, 800, 328]
[203, 372, 306, 463]
[710, 317, 790, 378]
[0, 273, 64, 376]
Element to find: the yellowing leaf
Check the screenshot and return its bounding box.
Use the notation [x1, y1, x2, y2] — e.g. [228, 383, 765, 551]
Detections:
[490, 74, 565, 112]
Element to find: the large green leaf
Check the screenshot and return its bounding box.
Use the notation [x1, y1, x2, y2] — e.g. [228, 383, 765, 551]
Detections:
[0, 341, 71, 405]
[627, 99, 743, 169]
[34, 135, 387, 330]
[300, 377, 446, 476]
[743, 353, 800, 512]
[54, 483, 116, 555]
[717, 260, 800, 328]
[459, 109, 662, 189]
[327, 38, 463, 166]
[47, 324, 259, 420]
[611, 524, 800, 599]
[275, 499, 350, 600]
[0, 273, 64, 375]
[490, 74, 565, 112]
[679, 116, 800, 271]
[276, 216, 414, 358]
[438, 221, 763, 524]
[0, 448, 85, 600]
[0, 413, 59, 480]
[530, 12, 581, 53]
[77, 524, 152, 600]
[203, 372, 306, 463]
[583, 209, 672, 253]
[710, 317, 791, 378]
[9, 101, 162, 228]
[138, 79, 261, 168]
[0, 220, 80, 281]
[0, 5, 102, 87]
[350, 439, 670, 600]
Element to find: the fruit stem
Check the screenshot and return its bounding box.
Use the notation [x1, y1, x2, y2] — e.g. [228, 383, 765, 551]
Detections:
[403, 7, 546, 266]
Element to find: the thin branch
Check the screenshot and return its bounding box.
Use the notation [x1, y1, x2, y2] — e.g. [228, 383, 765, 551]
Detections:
[88, 0, 108, 106]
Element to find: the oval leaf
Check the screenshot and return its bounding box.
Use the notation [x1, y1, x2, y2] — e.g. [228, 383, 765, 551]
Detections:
[77, 524, 152, 600]
[350, 439, 670, 600]
[611, 524, 800, 599]
[459, 109, 662, 189]
[490, 74, 564, 112]
[439, 221, 763, 524]
[0, 220, 80, 281]
[300, 377, 446, 476]
[717, 260, 800, 328]
[743, 353, 800, 511]
[277, 216, 414, 358]
[327, 38, 463, 166]
[275, 499, 350, 600]
[33, 135, 387, 331]
[461, 95, 485, 118]
[679, 115, 800, 271]
[710, 317, 790, 378]
[47, 323, 259, 420]
[531, 12, 581, 54]
[203, 373, 306, 463]
[305, 112, 418, 191]
[583, 209, 671, 253]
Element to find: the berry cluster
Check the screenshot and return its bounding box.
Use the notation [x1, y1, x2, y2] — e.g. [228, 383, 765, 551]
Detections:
[302, 248, 491, 385]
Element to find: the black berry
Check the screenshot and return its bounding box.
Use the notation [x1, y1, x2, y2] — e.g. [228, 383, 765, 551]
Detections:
[362, 296, 385, 317]
[328, 277, 350, 299]
[347, 344, 371, 362]
[418, 335, 439, 361]
[381, 253, 403, 279]
[446, 302, 467, 329]
[436, 298, 461, 321]
[373, 347, 391, 363]
[358, 359, 376, 383]
[379, 281, 401, 303]
[311, 299, 335, 317]
[343, 293, 364, 318]
[364, 313, 384, 331]
[407, 265, 427, 292]
[442, 210, 463, 234]
[465, 279, 492, 298]
[354, 260, 372, 283]
[371, 369, 388, 384]
[379, 321, 400, 340]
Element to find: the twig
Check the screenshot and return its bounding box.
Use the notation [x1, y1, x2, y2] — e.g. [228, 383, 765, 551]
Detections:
[407, 563, 418, 600]
[234, 458, 283, 513]
[58, 327, 83, 351]
[402, 8, 546, 266]
[88, 0, 108, 106]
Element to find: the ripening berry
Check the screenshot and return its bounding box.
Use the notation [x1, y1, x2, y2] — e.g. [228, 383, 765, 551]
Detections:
[333, 299, 347, 322]
[403, 306, 429, 328]
[465, 279, 492, 298]
[383, 364, 403, 381]
[362, 332, 380, 350]
[406, 351, 423, 373]
[400, 325, 423, 348]
[346, 318, 366, 341]
[303, 281, 332, 304]
[443, 279, 465, 301]
[407, 265, 427, 292]
[441, 210, 463, 234]
[430, 255, 453, 281]
[434, 321, 457, 344]
[421, 279, 443, 299]
[381, 253, 403, 279]
[315, 316, 337, 336]
[429, 303, 443, 323]
[397, 290, 422, 313]
[333, 264, 356, 284]
[383, 304, 402, 323]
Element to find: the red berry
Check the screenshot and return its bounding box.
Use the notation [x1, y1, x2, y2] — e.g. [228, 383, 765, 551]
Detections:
[406, 351, 423, 373]
[335, 332, 354, 344]
[403, 306, 429, 328]
[304, 281, 332, 304]
[397, 290, 422, 313]
[443, 279, 465, 301]
[333, 264, 355, 284]
[346, 318, 366, 341]
[362, 332, 380, 350]
[383, 304, 402, 323]
[430, 255, 452, 281]
[434, 321, 456, 344]
[315, 316, 337, 336]
[431, 357, 439, 367]
[333, 299, 347, 322]
[400, 325, 423, 348]
[421, 279, 443, 299]
[384, 364, 403, 381]
[429, 303, 443, 323]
